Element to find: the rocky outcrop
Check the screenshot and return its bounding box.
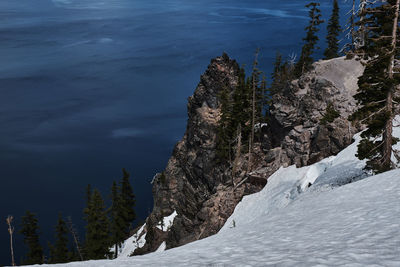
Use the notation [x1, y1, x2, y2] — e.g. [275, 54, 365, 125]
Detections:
[133, 53, 263, 254]
[132, 55, 364, 255]
[265, 57, 364, 169]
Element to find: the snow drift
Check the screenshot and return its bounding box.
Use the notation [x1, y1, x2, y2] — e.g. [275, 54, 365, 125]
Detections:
[28, 117, 400, 267]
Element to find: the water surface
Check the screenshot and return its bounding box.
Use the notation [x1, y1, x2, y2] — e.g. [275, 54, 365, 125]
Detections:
[0, 0, 350, 264]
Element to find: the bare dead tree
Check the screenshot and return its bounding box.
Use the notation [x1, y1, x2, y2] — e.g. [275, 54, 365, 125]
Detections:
[232, 125, 242, 186]
[66, 217, 84, 261]
[6, 215, 16, 266]
[342, 0, 357, 52]
[248, 49, 260, 173]
[383, 0, 400, 169]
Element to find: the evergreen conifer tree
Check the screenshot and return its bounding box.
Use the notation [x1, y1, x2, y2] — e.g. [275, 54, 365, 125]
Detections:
[109, 181, 126, 258]
[19, 211, 43, 265]
[324, 0, 341, 59]
[49, 213, 69, 264]
[216, 85, 233, 161]
[270, 52, 295, 95]
[271, 51, 283, 94]
[351, 0, 400, 173]
[250, 50, 262, 152]
[84, 188, 111, 259]
[294, 2, 324, 77]
[232, 67, 251, 145]
[120, 168, 136, 234]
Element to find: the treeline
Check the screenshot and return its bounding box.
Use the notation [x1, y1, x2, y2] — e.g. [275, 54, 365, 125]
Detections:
[218, 0, 400, 174]
[216, 1, 342, 169]
[7, 168, 136, 265]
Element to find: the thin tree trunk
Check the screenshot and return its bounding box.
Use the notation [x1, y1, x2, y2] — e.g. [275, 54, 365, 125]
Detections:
[358, 0, 367, 49]
[249, 50, 259, 173]
[67, 217, 84, 261]
[232, 125, 242, 185]
[383, 0, 400, 168]
[6, 216, 15, 266]
[351, 0, 356, 49]
[247, 137, 252, 173]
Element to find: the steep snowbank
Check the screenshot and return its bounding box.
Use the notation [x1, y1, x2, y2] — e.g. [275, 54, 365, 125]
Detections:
[110, 223, 146, 258]
[29, 118, 400, 266]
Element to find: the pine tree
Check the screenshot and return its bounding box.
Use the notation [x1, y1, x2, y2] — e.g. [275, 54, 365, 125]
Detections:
[320, 102, 340, 125]
[216, 85, 233, 162]
[270, 51, 283, 94]
[232, 67, 251, 145]
[295, 2, 324, 77]
[120, 168, 136, 234]
[109, 181, 126, 258]
[260, 74, 269, 120]
[84, 188, 111, 259]
[270, 52, 295, 95]
[49, 213, 69, 263]
[19, 211, 43, 265]
[324, 0, 341, 59]
[351, 0, 400, 173]
[250, 49, 261, 155]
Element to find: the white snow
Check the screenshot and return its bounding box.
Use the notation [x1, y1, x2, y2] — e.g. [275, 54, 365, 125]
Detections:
[155, 242, 166, 253]
[156, 210, 177, 231]
[27, 117, 400, 267]
[113, 223, 146, 258]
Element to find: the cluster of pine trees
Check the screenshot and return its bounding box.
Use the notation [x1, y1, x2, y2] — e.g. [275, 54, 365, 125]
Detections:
[218, 0, 400, 174]
[9, 168, 136, 265]
[349, 0, 400, 173]
[216, 1, 342, 170]
[216, 51, 268, 167]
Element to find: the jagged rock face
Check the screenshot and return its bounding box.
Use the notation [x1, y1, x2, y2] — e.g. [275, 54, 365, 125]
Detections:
[134, 56, 364, 255]
[268, 57, 364, 167]
[134, 54, 263, 254]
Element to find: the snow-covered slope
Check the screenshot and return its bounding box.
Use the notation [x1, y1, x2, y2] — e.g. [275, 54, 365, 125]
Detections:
[110, 224, 147, 258]
[30, 118, 400, 267]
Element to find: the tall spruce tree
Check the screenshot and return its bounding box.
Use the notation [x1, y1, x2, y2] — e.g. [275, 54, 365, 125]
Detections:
[351, 0, 400, 173]
[49, 213, 69, 264]
[109, 181, 126, 258]
[120, 168, 136, 234]
[324, 0, 341, 59]
[19, 211, 43, 265]
[294, 2, 324, 77]
[84, 188, 111, 259]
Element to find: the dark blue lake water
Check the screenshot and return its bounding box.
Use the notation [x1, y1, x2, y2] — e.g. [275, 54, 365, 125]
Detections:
[0, 0, 351, 265]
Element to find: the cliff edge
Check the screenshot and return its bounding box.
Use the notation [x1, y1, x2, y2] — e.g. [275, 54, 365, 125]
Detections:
[127, 54, 364, 255]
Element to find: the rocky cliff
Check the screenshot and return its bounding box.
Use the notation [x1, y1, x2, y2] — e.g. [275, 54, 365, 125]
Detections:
[132, 54, 364, 255]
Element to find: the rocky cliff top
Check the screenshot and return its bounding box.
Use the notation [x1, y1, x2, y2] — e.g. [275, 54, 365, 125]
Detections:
[131, 55, 364, 255]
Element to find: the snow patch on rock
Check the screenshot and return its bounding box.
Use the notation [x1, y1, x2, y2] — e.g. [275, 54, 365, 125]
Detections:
[156, 211, 177, 232]
[116, 224, 146, 258]
[156, 242, 166, 252]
